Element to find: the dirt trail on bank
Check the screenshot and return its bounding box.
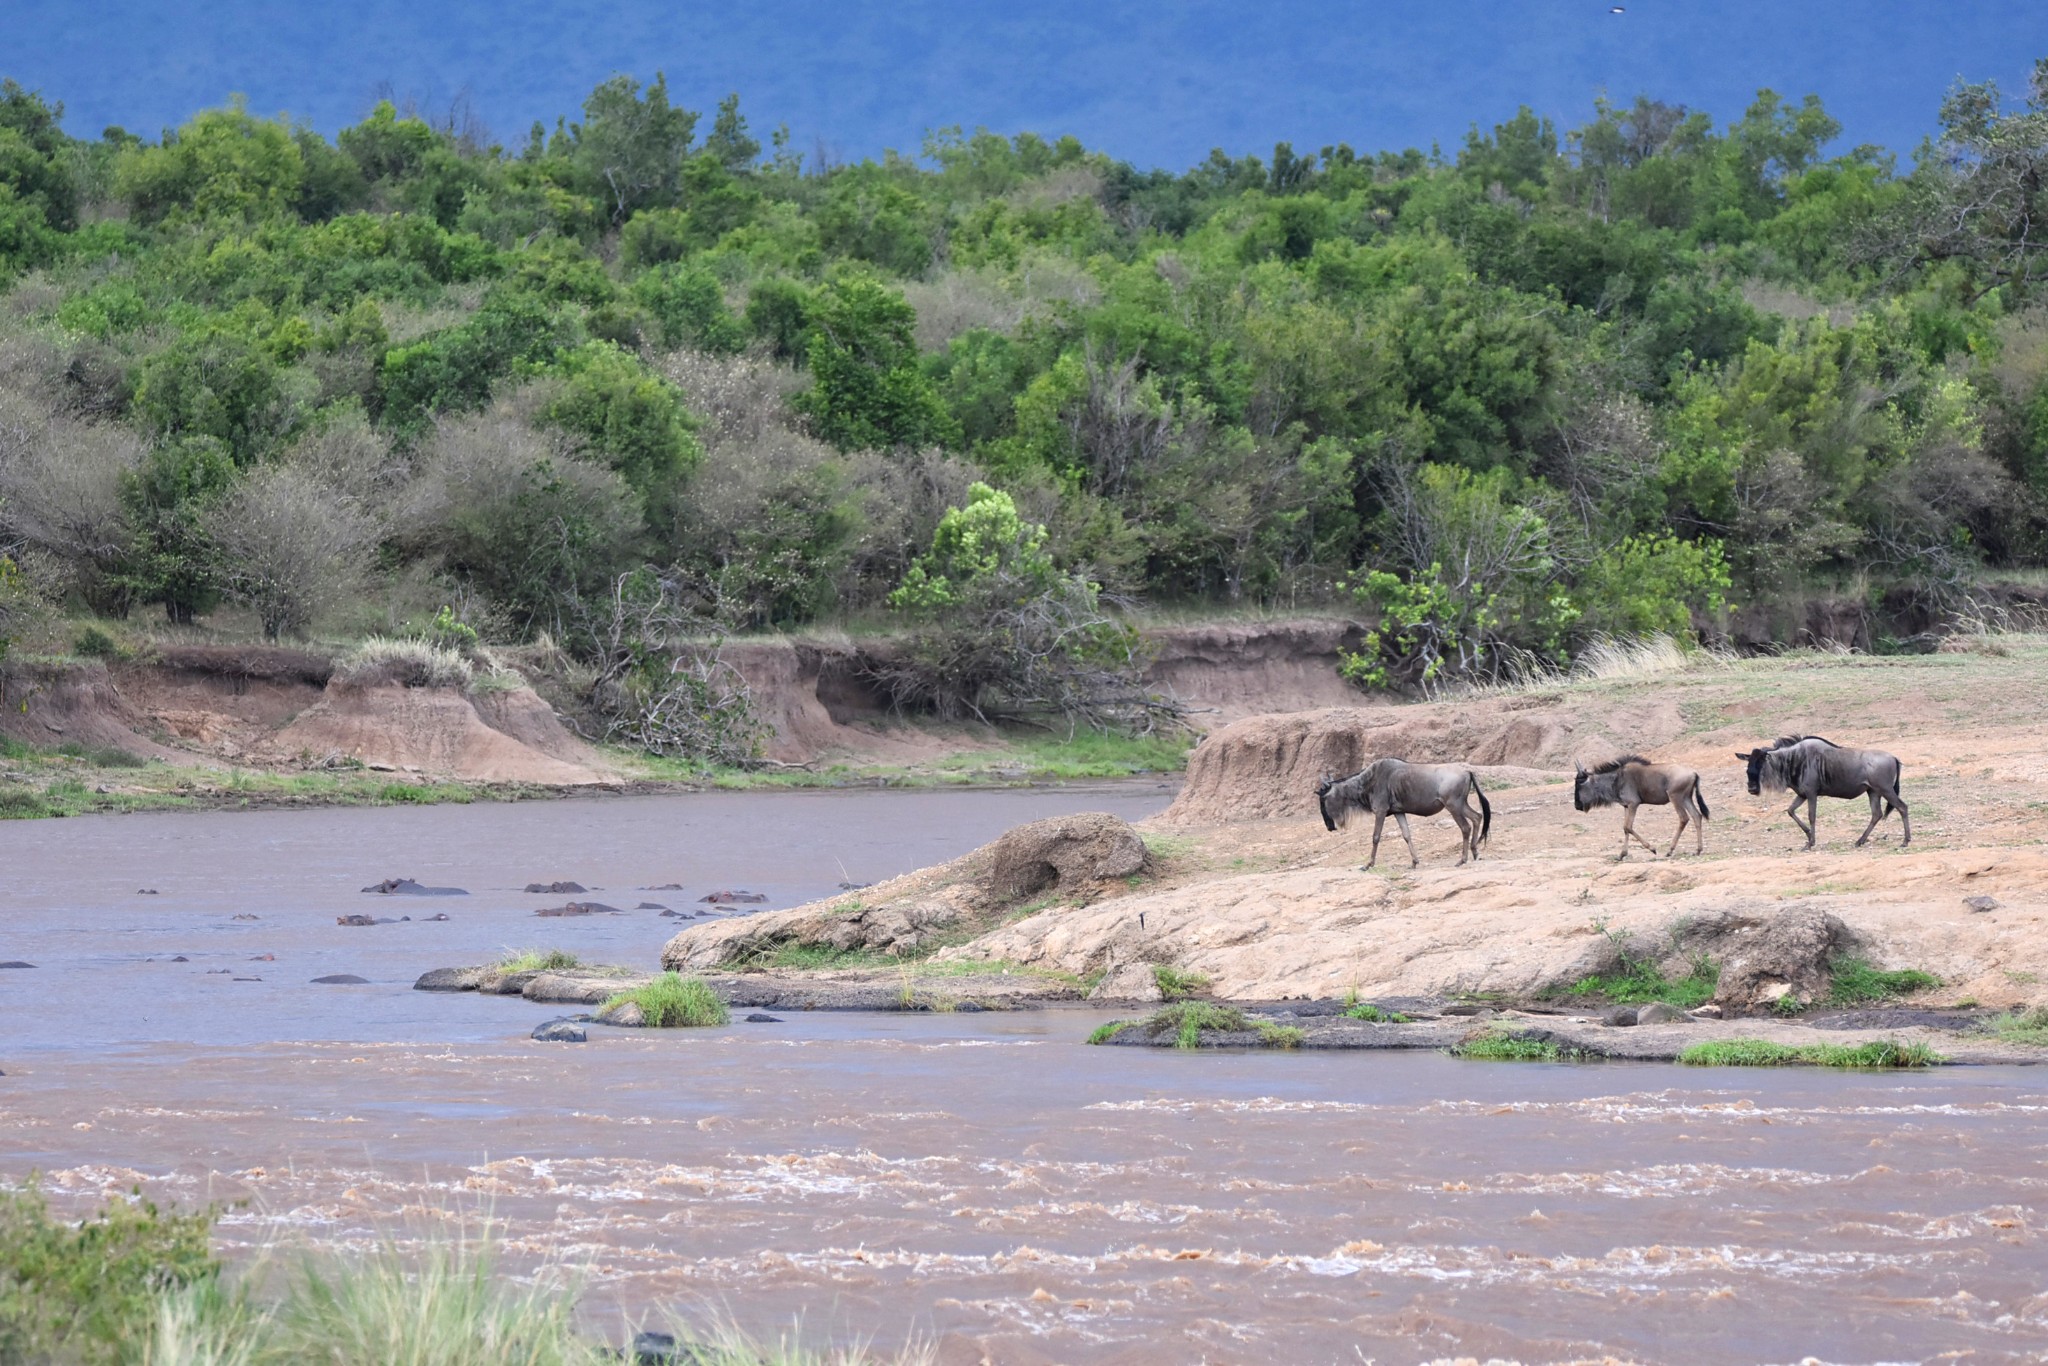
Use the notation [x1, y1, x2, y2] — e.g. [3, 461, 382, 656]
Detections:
[665, 643, 2048, 1015]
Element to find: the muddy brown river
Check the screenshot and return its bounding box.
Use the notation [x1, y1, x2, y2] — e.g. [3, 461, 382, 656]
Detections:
[4, 789, 2046, 1364]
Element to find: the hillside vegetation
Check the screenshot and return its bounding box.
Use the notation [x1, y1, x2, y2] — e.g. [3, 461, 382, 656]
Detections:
[3, 63, 2048, 751]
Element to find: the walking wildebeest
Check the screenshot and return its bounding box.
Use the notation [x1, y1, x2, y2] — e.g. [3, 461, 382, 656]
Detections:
[1737, 735, 1910, 850]
[1573, 755, 1710, 860]
[1316, 758, 1492, 869]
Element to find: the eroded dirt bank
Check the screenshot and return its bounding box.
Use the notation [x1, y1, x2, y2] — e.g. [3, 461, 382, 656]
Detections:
[662, 643, 2048, 1035]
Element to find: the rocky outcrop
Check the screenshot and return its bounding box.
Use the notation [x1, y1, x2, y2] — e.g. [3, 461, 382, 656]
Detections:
[275, 682, 617, 785]
[661, 813, 1151, 971]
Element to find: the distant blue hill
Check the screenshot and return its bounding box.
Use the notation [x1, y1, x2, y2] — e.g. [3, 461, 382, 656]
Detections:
[8, 0, 2039, 167]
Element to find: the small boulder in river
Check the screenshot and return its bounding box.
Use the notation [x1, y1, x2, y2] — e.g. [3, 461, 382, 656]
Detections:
[414, 966, 484, 992]
[596, 1000, 646, 1027]
[311, 974, 369, 985]
[1634, 1002, 1688, 1025]
[1602, 1005, 1639, 1027]
[0, 961, 35, 970]
[637, 902, 668, 911]
[525, 881, 587, 894]
[744, 1012, 783, 1023]
[531, 1019, 588, 1043]
[360, 878, 468, 896]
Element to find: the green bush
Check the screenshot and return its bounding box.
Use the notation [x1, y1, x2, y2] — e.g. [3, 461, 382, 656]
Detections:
[603, 971, 729, 1027]
[1828, 957, 1940, 1005]
[0, 1182, 219, 1363]
[1452, 1029, 1580, 1061]
[1151, 965, 1211, 1001]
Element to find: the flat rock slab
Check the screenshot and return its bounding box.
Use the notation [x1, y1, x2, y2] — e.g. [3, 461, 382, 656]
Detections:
[414, 966, 483, 992]
[310, 974, 370, 984]
[0, 961, 35, 969]
[360, 878, 468, 896]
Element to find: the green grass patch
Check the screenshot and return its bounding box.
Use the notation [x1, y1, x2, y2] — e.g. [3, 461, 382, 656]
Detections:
[1255, 1022, 1307, 1049]
[1987, 1006, 2048, 1048]
[1827, 956, 1940, 1005]
[1344, 1003, 1413, 1023]
[1549, 926, 1719, 1009]
[1087, 1019, 1136, 1044]
[1678, 1038, 1942, 1068]
[1452, 1029, 1580, 1062]
[495, 948, 583, 973]
[601, 972, 729, 1027]
[0, 788, 50, 819]
[1137, 1000, 1253, 1049]
[1152, 965, 1211, 1001]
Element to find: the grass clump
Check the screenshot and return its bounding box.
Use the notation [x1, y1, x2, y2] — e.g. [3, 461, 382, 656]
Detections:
[1678, 1038, 1942, 1068]
[1086, 1019, 1136, 1044]
[1552, 926, 1719, 1009]
[1152, 965, 1211, 1001]
[0, 788, 50, 819]
[337, 636, 475, 690]
[1154, 1000, 1251, 1049]
[0, 1181, 219, 1363]
[496, 948, 582, 974]
[602, 971, 729, 1027]
[1988, 1006, 2048, 1047]
[1827, 956, 1940, 1005]
[1453, 1029, 1579, 1062]
[1344, 1002, 1413, 1023]
[1255, 1022, 1306, 1049]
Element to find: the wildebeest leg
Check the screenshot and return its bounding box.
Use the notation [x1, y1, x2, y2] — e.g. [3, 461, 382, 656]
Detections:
[1393, 813, 1419, 868]
[1786, 795, 1815, 848]
[1887, 784, 1911, 846]
[1664, 799, 1690, 859]
[1364, 812, 1387, 870]
[1625, 803, 1660, 858]
[1854, 789, 1885, 847]
[1447, 800, 1475, 865]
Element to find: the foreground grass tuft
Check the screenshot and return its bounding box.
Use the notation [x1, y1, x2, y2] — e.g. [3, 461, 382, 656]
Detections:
[1086, 1020, 1136, 1045]
[1451, 1029, 1581, 1062]
[601, 972, 729, 1027]
[1678, 1038, 1941, 1068]
[1151, 965, 1211, 1001]
[1343, 1002, 1413, 1023]
[1827, 956, 1940, 1005]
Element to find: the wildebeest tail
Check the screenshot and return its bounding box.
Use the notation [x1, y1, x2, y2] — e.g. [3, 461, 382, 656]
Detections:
[1473, 774, 1492, 844]
[1695, 784, 1710, 820]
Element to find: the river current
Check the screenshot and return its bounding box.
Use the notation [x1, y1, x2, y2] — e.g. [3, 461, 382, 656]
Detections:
[3, 788, 2044, 1364]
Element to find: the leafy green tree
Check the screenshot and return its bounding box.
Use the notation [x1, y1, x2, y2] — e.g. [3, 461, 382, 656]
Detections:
[570, 73, 698, 224]
[631, 264, 747, 352]
[795, 275, 958, 450]
[116, 100, 305, 222]
[123, 435, 236, 623]
[541, 342, 702, 516]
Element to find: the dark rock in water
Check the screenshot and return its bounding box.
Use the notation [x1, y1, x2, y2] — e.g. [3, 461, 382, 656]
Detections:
[137, 888, 159, 895]
[531, 1019, 588, 1043]
[233, 976, 262, 982]
[535, 901, 623, 917]
[231, 913, 259, 920]
[207, 968, 230, 974]
[1602, 1006, 1640, 1027]
[525, 881, 587, 894]
[699, 889, 768, 904]
[249, 954, 274, 962]
[837, 880, 873, 891]
[360, 878, 468, 896]
[1634, 1002, 1687, 1025]
[744, 1012, 783, 1023]
[170, 956, 189, 963]
[311, 974, 369, 985]
[414, 966, 483, 992]
[658, 908, 684, 918]
[629, 1330, 677, 1363]
[636, 902, 668, 911]
[0, 961, 35, 969]
[642, 883, 687, 891]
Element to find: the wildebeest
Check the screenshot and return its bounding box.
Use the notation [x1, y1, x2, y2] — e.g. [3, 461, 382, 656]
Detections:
[1573, 756, 1709, 860]
[1737, 735, 1910, 849]
[1316, 758, 1492, 869]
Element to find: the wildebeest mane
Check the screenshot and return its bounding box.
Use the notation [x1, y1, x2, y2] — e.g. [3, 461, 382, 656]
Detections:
[1758, 738, 1827, 794]
[1315, 767, 1378, 831]
[1772, 734, 1837, 750]
[1586, 754, 1652, 776]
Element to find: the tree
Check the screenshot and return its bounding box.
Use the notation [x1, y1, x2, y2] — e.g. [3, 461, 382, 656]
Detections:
[795, 276, 958, 451]
[570, 74, 698, 224]
[205, 465, 379, 639]
[116, 100, 305, 223]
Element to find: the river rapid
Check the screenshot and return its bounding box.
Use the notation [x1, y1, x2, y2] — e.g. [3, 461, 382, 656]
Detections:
[3, 788, 2045, 1365]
